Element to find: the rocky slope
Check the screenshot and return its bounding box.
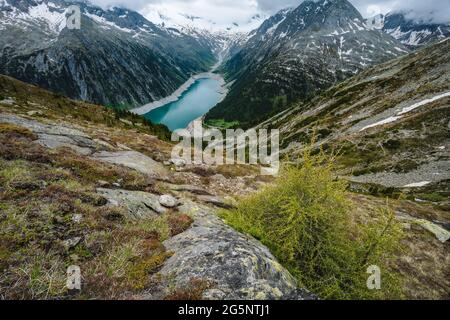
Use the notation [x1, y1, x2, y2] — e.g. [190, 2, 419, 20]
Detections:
[366, 12, 450, 49]
[0, 0, 217, 108]
[0, 74, 314, 300]
[1, 73, 449, 299]
[206, 0, 409, 127]
[142, 6, 267, 64]
[258, 38, 450, 206]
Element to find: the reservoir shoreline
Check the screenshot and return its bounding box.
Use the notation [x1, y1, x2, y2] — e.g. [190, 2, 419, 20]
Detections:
[131, 72, 227, 116]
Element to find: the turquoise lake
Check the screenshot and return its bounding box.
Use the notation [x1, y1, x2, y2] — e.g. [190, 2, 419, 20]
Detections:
[144, 77, 223, 131]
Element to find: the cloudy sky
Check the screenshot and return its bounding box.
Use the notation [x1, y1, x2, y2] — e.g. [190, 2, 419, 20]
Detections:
[89, 0, 450, 29]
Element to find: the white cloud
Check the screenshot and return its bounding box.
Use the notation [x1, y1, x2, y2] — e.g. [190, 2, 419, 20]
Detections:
[351, 0, 450, 23]
[86, 0, 450, 28]
[391, 0, 450, 24]
[140, 0, 262, 30]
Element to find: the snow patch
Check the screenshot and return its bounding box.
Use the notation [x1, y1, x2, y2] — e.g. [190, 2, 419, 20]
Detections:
[403, 181, 431, 188]
[85, 12, 134, 33]
[360, 116, 401, 131]
[266, 17, 286, 35]
[398, 92, 450, 115]
[3, 1, 67, 33]
[360, 92, 450, 132]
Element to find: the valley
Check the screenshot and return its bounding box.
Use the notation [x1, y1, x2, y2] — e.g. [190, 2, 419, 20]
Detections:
[0, 0, 449, 302]
[142, 75, 226, 131]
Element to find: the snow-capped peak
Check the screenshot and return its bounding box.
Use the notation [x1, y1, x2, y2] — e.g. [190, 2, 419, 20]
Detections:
[143, 6, 267, 34]
[1, 0, 67, 34]
[381, 12, 450, 47]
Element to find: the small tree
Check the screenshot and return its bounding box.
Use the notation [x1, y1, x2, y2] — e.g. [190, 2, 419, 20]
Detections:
[221, 149, 404, 299]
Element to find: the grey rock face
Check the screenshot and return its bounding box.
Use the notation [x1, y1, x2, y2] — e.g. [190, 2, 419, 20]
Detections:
[62, 237, 82, 250]
[38, 134, 95, 156]
[397, 213, 450, 243]
[207, 0, 409, 126]
[166, 184, 212, 196]
[0, 114, 89, 138]
[348, 161, 450, 188]
[0, 113, 169, 178]
[0, 0, 216, 108]
[0, 97, 15, 105]
[97, 188, 167, 219]
[169, 158, 187, 168]
[0, 113, 97, 155]
[382, 13, 450, 48]
[155, 201, 313, 300]
[196, 195, 235, 209]
[91, 151, 168, 178]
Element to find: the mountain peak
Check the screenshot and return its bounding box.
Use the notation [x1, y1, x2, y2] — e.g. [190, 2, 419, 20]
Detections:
[207, 0, 408, 127]
[259, 0, 367, 40]
[293, 0, 364, 24]
[382, 12, 450, 47]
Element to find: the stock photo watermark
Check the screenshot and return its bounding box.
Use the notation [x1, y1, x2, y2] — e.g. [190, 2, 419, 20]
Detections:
[66, 5, 81, 30]
[171, 121, 280, 175]
[67, 265, 81, 291]
[367, 265, 381, 290]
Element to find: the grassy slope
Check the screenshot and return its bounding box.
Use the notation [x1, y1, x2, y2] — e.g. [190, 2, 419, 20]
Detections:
[0, 73, 448, 299]
[0, 75, 195, 299]
[0, 75, 172, 141]
[0, 74, 277, 300]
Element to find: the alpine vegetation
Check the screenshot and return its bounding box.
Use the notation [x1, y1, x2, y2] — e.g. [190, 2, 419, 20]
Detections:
[0, 0, 449, 303]
[221, 149, 405, 299]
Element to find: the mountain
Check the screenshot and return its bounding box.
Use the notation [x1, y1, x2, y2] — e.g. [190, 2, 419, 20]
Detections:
[1, 53, 449, 300]
[206, 0, 409, 128]
[143, 7, 267, 63]
[366, 12, 450, 48]
[258, 38, 450, 199]
[144, 6, 267, 33]
[0, 0, 217, 108]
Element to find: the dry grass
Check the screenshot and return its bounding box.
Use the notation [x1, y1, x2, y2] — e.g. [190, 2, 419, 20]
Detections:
[167, 213, 194, 237]
[0, 124, 188, 299]
[53, 148, 151, 189]
[0, 75, 171, 141]
[0, 123, 37, 140]
[165, 278, 214, 300]
[215, 164, 260, 178]
[0, 126, 50, 164]
[350, 193, 450, 299]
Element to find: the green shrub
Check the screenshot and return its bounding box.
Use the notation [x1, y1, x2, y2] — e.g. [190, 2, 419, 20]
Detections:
[221, 150, 404, 300]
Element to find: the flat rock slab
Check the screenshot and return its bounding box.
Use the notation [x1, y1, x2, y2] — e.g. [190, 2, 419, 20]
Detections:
[166, 184, 212, 196]
[38, 133, 95, 156]
[154, 201, 313, 300]
[97, 188, 167, 219]
[397, 213, 450, 243]
[0, 114, 97, 155]
[196, 195, 235, 209]
[91, 151, 168, 178]
[0, 114, 90, 137]
[415, 219, 450, 243]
